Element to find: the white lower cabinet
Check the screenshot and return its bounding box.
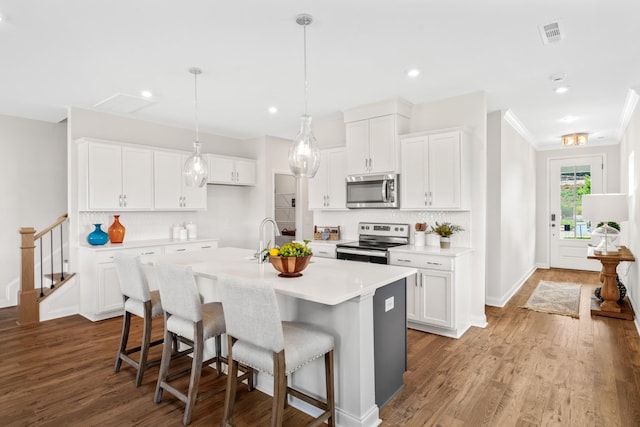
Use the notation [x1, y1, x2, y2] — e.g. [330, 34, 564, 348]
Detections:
[79, 239, 218, 321]
[390, 248, 471, 338]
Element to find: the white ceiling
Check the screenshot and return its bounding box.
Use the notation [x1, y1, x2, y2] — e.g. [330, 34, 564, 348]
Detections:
[1, 0, 639, 149]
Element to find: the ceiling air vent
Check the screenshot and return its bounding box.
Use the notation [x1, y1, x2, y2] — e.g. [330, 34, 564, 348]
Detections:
[538, 21, 564, 45]
[93, 93, 156, 114]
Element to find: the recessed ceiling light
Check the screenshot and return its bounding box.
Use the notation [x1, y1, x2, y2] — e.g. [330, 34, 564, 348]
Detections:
[554, 86, 569, 94]
[407, 68, 421, 78]
[140, 90, 153, 98]
[559, 115, 580, 123]
[268, 106, 278, 114]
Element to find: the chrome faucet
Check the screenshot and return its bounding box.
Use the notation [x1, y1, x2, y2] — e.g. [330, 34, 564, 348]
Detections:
[258, 217, 281, 263]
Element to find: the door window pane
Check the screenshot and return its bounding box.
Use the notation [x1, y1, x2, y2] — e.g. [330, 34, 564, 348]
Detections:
[560, 165, 591, 240]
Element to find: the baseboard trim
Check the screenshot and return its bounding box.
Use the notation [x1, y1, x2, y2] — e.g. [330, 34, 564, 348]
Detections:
[485, 265, 537, 308]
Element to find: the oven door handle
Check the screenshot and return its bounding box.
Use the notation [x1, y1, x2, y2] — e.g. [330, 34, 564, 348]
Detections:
[337, 248, 388, 258]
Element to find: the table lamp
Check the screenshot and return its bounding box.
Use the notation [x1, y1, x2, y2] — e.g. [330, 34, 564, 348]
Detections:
[581, 193, 628, 254]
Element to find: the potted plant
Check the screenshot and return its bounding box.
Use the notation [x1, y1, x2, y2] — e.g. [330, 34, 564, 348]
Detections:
[431, 221, 463, 248]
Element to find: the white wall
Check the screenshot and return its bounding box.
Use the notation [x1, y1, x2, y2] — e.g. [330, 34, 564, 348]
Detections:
[0, 114, 67, 307]
[534, 144, 620, 268]
[485, 111, 537, 307]
[618, 94, 640, 327]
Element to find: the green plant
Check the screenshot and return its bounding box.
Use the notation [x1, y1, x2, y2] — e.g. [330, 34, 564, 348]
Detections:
[431, 221, 463, 238]
[596, 221, 620, 231]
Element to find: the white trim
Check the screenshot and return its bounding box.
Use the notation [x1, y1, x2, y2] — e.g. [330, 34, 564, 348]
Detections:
[485, 265, 536, 307]
[504, 109, 538, 149]
[617, 89, 639, 140]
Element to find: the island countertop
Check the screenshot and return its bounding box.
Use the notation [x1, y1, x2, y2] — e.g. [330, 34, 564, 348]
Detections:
[149, 247, 417, 306]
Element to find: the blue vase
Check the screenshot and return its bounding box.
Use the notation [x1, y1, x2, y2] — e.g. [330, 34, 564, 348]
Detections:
[87, 224, 109, 246]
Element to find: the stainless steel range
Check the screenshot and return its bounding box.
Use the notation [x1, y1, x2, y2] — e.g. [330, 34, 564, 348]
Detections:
[336, 222, 410, 264]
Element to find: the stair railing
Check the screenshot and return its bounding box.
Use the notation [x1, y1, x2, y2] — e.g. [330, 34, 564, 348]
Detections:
[19, 214, 69, 326]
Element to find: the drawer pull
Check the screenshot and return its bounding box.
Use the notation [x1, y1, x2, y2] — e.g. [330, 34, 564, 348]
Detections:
[426, 261, 442, 266]
[201, 246, 212, 249]
[142, 251, 156, 255]
[397, 258, 412, 263]
[175, 248, 187, 252]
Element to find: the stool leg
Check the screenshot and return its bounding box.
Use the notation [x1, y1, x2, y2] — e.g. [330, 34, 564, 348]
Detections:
[114, 308, 131, 373]
[271, 350, 286, 427]
[135, 301, 153, 387]
[183, 322, 204, 425]
[215, 335, 222, 375]
[222, 336, 239, 426]
[154, 317, 173, 404]
[325, 350, 335, 427]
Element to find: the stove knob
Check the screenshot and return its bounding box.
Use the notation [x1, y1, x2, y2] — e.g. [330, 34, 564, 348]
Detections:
[394, 227, 399, 231]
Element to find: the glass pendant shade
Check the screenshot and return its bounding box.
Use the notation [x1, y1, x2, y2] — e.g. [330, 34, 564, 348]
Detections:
[183, 141, 208, 187]
[289, 114, 320, 178]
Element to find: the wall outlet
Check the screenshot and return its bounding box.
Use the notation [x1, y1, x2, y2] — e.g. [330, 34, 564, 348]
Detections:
[385, 296, 394, 312]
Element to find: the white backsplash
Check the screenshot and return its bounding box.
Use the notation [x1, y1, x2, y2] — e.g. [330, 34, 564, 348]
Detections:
[313, 210, 472, 247]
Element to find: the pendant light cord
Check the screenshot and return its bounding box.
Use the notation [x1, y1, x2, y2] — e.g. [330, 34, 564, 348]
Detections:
[303, 22, 308, 116]
[194, 70, 200, 143]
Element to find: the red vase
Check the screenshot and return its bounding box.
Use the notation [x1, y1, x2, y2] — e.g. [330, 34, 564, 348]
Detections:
[108, 215, 126, 244]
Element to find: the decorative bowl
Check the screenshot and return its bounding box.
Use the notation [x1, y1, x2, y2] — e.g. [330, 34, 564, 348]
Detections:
[269, 255, 312, 278]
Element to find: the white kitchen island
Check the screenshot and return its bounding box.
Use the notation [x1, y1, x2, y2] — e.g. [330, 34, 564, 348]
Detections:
[151, 247, 416, 427]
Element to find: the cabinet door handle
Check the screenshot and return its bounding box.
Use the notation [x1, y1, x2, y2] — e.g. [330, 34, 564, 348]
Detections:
[369, 157, 372, 171]
[326, 195, 330, 207]
[429, 191, 433, 206]
[424, 192, 428, 207]
[119, 194, 123, 207]
[123, 194, 127, 207]
[236, 171, 239, 182]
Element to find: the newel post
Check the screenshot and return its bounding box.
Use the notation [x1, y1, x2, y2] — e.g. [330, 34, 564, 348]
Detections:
[18, 227, 39, 326]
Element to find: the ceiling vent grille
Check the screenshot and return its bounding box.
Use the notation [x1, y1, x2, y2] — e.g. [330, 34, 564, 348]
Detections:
[93, 93, 156, 114]
[539, 21, 564, 45]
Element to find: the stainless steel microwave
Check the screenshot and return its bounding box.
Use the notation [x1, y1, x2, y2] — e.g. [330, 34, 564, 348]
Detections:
[346, 173, 399, 208]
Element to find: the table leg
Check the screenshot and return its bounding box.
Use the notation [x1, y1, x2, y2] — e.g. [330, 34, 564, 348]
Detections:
[599, 259, 621, 312]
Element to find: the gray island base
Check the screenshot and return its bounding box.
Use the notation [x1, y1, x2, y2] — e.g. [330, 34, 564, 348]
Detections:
[149, 247, 416, 427]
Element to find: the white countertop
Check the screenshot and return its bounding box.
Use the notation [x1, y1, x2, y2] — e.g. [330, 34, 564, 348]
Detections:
[150, 247, 417, 306]
[389, 244, 473, 257]
[79, 236, 219, 251]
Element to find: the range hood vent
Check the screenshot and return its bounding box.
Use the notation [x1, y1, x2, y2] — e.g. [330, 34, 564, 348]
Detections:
[93, 93, 156, 114]
[538, 21, 564, 45]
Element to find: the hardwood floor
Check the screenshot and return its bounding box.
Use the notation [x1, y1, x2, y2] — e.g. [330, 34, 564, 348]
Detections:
[1, 268, 639, 426]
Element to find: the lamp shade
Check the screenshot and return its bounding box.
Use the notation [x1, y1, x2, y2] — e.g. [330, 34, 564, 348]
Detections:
[581, 193, 628, 223]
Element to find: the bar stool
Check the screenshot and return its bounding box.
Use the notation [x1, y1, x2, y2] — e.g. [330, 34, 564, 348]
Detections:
[153, 263, 252, 426]
[113, 254, 164, 387]
[218, 274, 335, 427]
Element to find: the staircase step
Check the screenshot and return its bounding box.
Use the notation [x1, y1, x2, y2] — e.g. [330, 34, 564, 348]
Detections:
[39, 273, 76, 302]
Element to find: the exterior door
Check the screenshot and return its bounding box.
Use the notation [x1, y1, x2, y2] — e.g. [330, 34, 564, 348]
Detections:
[549, 156, 603, 270]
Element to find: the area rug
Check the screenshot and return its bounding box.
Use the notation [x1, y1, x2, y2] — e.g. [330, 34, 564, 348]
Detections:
[521, 281, 581, 318]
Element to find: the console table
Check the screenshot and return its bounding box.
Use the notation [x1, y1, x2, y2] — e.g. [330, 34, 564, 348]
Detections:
[587, 246, 635, 320]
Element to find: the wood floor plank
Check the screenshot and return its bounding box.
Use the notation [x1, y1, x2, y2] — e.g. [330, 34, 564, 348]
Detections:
[1, 268, 639, 426]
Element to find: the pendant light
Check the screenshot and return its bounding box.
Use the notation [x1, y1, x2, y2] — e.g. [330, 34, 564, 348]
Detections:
[288, 14, 321, 178]
[183, 67, 209, 187]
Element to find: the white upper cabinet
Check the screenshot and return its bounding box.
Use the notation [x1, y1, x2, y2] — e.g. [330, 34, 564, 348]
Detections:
[344, 99, 412, 176]
[78, 139, 153, 211]
[346, 115, 403, 175]
[309, 148, 347, 209]
[153, 150, 207, 210]
[207, 155, 256, 186]
[400, 130, 469, 210]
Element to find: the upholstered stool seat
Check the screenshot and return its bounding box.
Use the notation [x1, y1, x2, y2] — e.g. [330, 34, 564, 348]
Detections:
[218, 274, 335, 427]
[153, 263, 252, 426]
[114, 254, 165, 387]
